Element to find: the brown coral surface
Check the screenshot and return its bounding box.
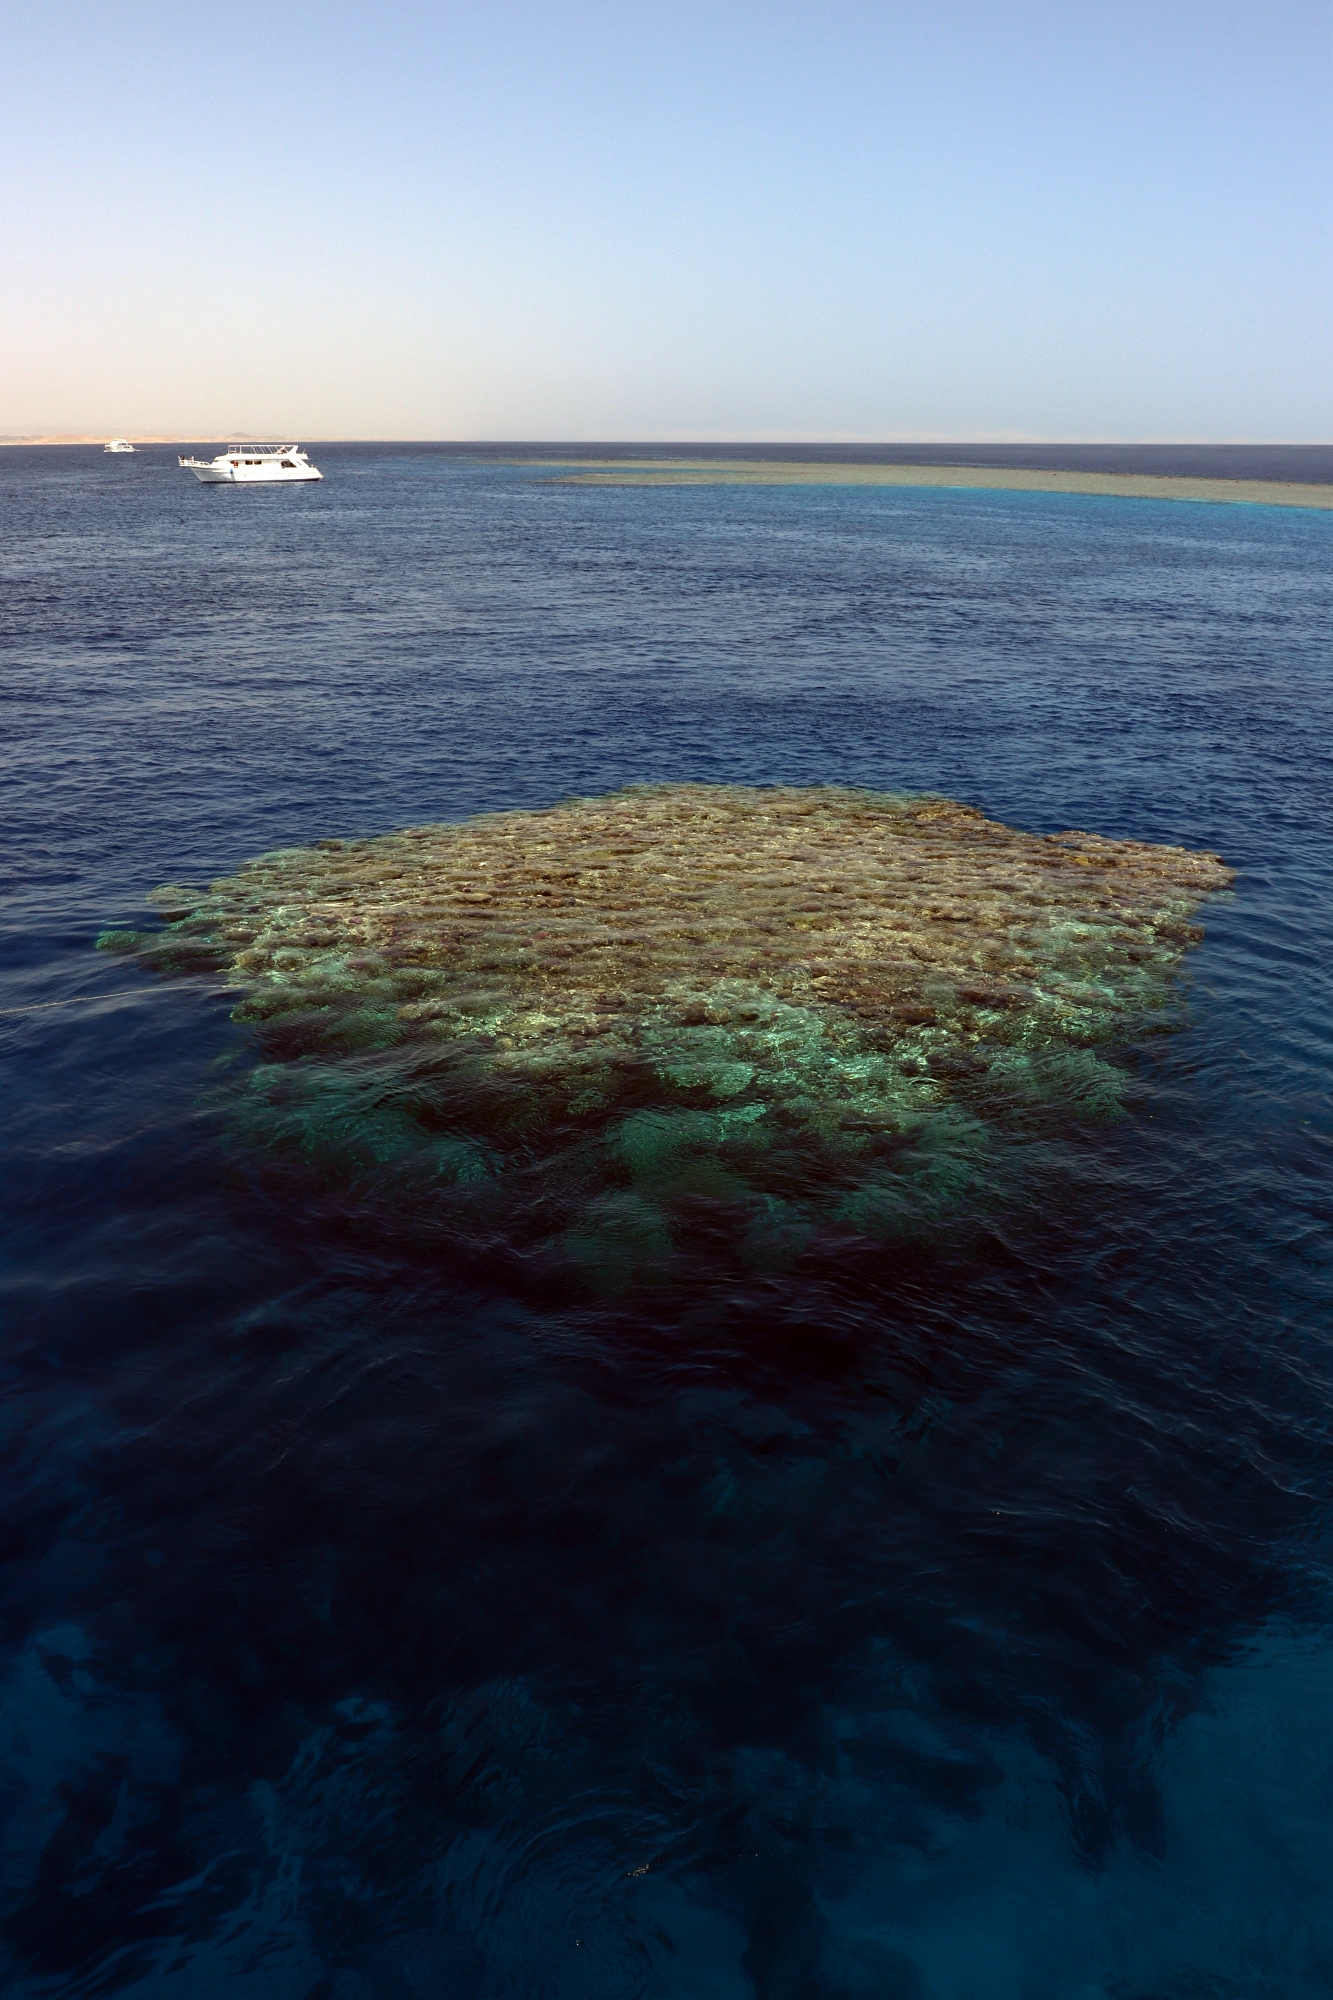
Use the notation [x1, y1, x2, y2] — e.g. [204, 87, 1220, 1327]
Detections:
[543, 459, 1333, 510]
[104, 784, 1233, 1286]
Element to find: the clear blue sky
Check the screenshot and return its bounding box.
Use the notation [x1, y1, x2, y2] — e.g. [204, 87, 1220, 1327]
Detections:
[5, 1, 1329, 439]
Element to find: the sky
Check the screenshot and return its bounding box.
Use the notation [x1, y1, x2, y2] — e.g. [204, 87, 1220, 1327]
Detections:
[3, 1, 1330, 440]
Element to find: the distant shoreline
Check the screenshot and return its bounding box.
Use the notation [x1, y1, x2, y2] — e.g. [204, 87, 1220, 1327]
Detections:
[0, 436, 246, 448]
[544, 459, 1333, 510]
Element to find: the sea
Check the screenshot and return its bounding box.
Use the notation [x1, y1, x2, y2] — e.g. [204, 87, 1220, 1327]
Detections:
[2, 442, 1332, 1999]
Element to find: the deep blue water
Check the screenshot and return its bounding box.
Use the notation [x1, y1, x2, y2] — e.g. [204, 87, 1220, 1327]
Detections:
[2, 443, 1332, 1998]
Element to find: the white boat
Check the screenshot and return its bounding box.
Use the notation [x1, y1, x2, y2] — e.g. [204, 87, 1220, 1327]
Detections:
[103, 439, 135, 454]
[177, 445, 323, 485]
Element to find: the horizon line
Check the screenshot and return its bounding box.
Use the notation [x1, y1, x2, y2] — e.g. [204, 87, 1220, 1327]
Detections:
[6, 433, 1333, 449]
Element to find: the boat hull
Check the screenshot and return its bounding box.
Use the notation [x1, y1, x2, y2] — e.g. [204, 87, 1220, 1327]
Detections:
[190, 464, 322, 484]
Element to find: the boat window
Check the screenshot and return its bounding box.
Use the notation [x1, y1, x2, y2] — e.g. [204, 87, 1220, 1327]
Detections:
[281, 460, 295, 469]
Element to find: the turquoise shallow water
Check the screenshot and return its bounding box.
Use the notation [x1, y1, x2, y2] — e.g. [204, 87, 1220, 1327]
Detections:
[1, 444, 1332, 1997]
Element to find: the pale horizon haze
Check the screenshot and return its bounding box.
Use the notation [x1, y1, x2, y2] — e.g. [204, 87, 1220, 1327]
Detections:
[4, 0, 1330, 441]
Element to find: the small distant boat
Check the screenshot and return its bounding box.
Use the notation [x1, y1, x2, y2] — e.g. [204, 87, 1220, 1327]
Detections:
[177, 445, 323, 485]
[103, 439, 135, 454]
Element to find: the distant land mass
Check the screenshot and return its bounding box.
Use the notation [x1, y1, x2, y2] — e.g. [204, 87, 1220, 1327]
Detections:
[0, 434, 274, 446]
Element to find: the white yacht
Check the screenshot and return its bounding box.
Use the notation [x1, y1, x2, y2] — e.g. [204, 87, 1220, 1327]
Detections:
[178, 445, 323, 485]
[103, 439, 135, 454]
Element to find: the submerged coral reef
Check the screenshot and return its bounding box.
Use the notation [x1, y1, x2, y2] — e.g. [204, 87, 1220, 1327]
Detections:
[102, 785, 1233, 1287]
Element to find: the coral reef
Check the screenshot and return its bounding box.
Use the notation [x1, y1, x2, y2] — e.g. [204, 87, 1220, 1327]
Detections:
[548, 458, 1333, 509]
[101, 785, 1233, 1287]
